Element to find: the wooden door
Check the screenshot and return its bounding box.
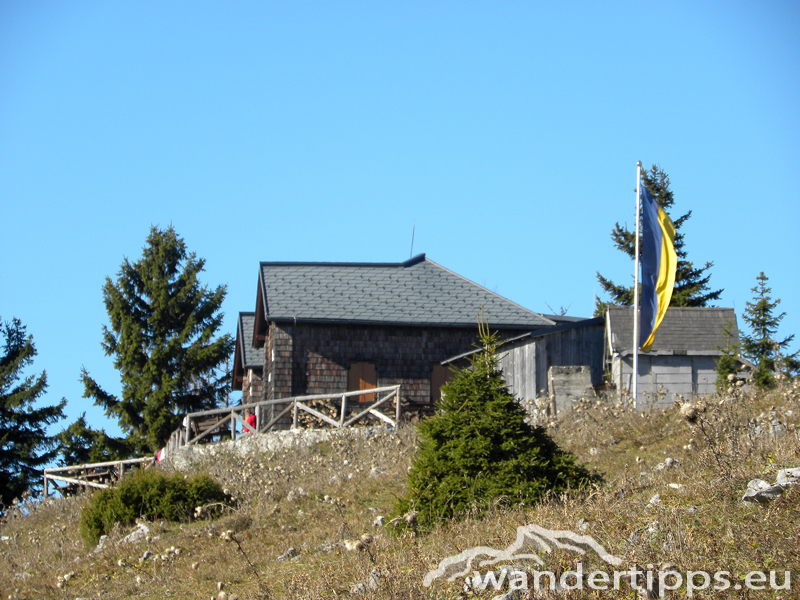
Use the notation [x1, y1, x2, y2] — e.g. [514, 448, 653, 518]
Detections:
[431, 364, 455, 403]
[348, 362, 377, 403]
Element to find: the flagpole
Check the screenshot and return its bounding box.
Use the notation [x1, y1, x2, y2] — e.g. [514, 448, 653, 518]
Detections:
[632, 161, 642, 410]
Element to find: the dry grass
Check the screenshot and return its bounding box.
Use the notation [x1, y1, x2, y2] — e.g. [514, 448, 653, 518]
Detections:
[2, 381, 800, 599]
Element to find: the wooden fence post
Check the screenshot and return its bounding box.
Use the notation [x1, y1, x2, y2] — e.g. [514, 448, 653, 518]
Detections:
[395, 386, 401, 426]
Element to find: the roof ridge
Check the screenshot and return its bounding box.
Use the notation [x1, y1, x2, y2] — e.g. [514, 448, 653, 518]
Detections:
[258, 253, 426, 269]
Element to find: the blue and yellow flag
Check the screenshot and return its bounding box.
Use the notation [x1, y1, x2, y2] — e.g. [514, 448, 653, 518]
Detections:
[639, 184, 677, 352]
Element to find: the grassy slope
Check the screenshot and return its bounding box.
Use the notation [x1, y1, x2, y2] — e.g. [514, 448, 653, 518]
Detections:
[2, 381, 799, 599]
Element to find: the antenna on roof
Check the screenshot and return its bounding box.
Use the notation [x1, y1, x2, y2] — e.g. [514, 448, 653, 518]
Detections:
[409, 219, 415, 258]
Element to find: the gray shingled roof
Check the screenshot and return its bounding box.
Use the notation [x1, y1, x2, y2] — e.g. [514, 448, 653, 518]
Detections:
[442, 317, 605, 364]
[258, 254, 554, 329]
[607, 307, 739, 356]
[237, 312, 262, 369]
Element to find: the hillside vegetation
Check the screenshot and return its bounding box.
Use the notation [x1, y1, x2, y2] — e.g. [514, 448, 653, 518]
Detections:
[2, 381, 799, 599]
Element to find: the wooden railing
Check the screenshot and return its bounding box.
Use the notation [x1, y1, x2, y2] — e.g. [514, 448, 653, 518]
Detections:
[42, 387, 402, 496]
[165, 385, 402, 453]
[43, 457, 154, 498]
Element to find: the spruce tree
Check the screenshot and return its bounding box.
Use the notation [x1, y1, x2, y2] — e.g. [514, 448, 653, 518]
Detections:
[395, 323, 597, 531]
[56, 414, 129, 466]
[740, 272, 797, 388]
[0, 318, 65, 507]
[82, 226, 234, 455]
[595, 165, 722, 316]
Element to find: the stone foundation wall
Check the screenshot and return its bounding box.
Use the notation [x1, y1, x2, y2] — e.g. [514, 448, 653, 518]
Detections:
[169, 425, 392, 471]
[548, 365, 594, 413]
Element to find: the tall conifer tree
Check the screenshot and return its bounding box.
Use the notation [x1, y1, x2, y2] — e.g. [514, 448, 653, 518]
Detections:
[740, 272, 798, 387]
[0, 318, 65, 506]
[595, 165, 722, 316]
[82, 226, 234, 455]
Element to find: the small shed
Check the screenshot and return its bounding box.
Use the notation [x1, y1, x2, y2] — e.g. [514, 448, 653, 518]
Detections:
[443, 317, 606, 411]
[605, 306, 740, 407]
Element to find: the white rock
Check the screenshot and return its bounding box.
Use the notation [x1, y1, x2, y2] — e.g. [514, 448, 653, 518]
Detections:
[121, 523, 150, 545]
[776, 467, 800, 487]
[743, 478, 785, 503]
[91, 535, 109, 554]
[276, 547, 298, 562]
[653, 458, 680, 472]
[367, 569, 383, 590]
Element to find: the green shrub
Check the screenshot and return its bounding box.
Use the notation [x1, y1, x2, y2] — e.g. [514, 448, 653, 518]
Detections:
[394, 324, 599, 532]
[80, 469, 228, 545]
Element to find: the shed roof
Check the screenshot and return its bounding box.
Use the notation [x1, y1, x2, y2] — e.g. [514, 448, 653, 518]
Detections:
[606, 307, 739, 356]
[257, 254, 554, 329]
[232, 312, 262, 391]
[442, 316, 605, 364]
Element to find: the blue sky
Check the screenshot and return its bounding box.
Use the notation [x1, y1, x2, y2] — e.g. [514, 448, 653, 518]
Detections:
[2, 1, 798, 437]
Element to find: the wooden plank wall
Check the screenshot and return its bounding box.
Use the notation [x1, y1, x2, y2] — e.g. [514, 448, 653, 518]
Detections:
[616, 354, 721, 407]
[499, 341, 538, 401]
[499, 323, 605, 402]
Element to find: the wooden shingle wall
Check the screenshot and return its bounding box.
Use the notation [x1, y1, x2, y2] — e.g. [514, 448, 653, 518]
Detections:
[241, 369, 263, 404]
[266, 322, 532, 407]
